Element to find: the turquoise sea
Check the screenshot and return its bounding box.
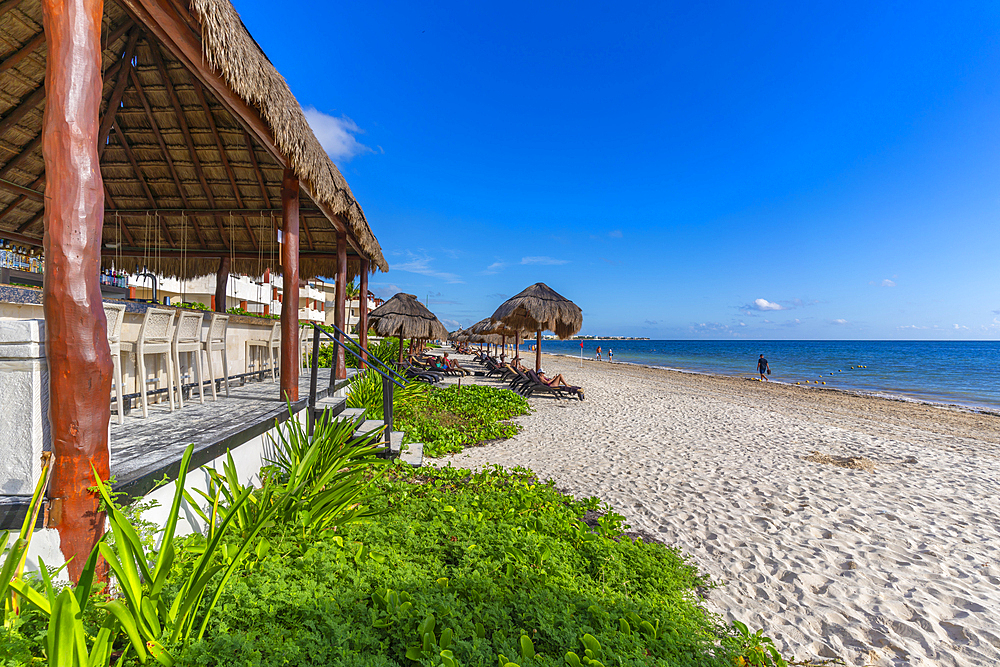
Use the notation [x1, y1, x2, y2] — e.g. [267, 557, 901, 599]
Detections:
[514, 340, 1000, 412]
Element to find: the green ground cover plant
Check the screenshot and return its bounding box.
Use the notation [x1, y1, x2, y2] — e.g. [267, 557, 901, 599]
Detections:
[394, 385, 531, 457]
[177, 463, 756, 667]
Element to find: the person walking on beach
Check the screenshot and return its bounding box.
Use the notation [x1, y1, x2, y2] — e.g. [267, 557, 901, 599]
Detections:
[608, 348, 613, 363]
[596, 345, 602, 361]
[757, 354, 770, 381]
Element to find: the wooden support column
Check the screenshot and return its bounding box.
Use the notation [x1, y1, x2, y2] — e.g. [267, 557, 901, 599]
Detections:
[359, 259, 369, 368]
[535, 331, 542, 371]
[279, 169, 299, 401]
[334, 232, 348, 379]
[214, 256, 230, 313]
[41, 0, 110, 583]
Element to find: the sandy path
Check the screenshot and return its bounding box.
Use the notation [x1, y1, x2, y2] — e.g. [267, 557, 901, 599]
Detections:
[439, 353, 1000, 667]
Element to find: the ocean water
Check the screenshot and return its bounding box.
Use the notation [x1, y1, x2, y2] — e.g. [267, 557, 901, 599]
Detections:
[513, 340, 1000, 412]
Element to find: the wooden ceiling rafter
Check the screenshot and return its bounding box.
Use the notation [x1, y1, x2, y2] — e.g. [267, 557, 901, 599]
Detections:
[146, 37, 229, 249]
[0, 83, 44, 137]
[102, 17, 134, 51]
[190, 77, 257, 250]
[97, 28, 140, 158]
[0, 132, 40, 180]
[0, 173, 42, 219]
[0, 0, 24, 21]
[112, 122, 175, 247]
[243, 128, 271, 207]
[0, 30, 44, 74]
[127, 57, 207, 246]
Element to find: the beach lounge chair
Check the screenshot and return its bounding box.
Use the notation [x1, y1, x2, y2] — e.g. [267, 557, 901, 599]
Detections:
[526, 370, 585, 400]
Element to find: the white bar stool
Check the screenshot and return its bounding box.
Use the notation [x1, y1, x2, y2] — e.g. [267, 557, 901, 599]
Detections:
[135, 308, 176, 418]
[103, 302, 127, 424]
[247, 321, 280, 381]
[172, 310, 205, 408]
[203, 313, 231, 400]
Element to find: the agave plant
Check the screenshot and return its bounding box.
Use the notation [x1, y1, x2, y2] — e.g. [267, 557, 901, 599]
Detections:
[346, 368, 428, 419]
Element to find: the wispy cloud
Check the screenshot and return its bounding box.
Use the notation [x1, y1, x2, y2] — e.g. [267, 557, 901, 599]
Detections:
[429, 299, 460, 305]
[370, 283, 402, 300]
[644, 319, 660, 326]
[869, 278, 897, 287]
[483, 261, 506, 275]
[830, 319, 849, 326]
[486, 292, 509, 301]
[953, 324, 969, 330]
[302, 107, 372, 163]
[393, 251, 463, 283]
[441, 318, 461, 330]
[521, 256, 568, 266]
[748, 298, 786, 311]
[608, 230, 623, 238]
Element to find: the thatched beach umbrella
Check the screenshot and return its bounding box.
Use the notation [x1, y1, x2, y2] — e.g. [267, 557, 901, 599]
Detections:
[490, 283, 583, 371]
[471, 317, 523, 360]
[368, 293, 449, 363]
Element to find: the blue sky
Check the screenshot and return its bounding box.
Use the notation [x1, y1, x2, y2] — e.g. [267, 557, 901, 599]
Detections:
[237, 0, 1000, 339]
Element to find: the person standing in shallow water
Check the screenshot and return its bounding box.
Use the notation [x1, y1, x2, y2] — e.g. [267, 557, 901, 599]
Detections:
[757, 354, 770, 381]
[596, 345, 602, 361]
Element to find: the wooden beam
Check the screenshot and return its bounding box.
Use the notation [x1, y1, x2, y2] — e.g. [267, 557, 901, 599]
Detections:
[280, 168, 299, 401]
[0, 31, 45, 75]
[14, 208, 43, 234]
[0, 229, 41, 246]
[190, 78, 257, 249]
[147, 41, 229, 248]
[243, 128, 271, 207]
[117, 0, 286, 168]
[0, 175, 43, 201]
[302, 217, 314, 250]
[214, 255, 229, 312]
[102, 18, 134, 50]
[0, 133, 42, 180]
[97, 28, 140, 158]
[112, 123, 175, 247]
[0, 175, 43, 221]
[0, 84, 45, 137]
[0, 0, 24, 21]
[335, 232, 347, 379]
[41, 0, 110, 584]
[359, 258, 369, 368]
[128, 61, 206, 246]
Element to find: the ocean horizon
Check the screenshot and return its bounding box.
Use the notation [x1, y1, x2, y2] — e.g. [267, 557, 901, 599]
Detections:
[511, 339, 1000, 412]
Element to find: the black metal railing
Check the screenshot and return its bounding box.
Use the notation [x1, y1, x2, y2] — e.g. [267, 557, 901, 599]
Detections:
[307, 322, 405, 450]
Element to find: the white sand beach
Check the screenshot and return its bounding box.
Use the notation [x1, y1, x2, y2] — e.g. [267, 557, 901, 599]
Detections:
[440, 352, 1000, 667]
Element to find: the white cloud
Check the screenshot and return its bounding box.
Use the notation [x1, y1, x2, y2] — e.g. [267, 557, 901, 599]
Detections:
[881, 279, 896, 287]
[898, 324, 928, 330]
[830, 319, 849, 325]
[441, 318, 461, 330]
[521, 256, 569, 266]
[370, 283, 402, 300]
[953, 324, 969, 330]
[608, 230, 623, 238]
[483, 261, 506, 275]
[751, 298, 785, 311]
[392, 251, 464, 283]
[303, 107, 372, 163]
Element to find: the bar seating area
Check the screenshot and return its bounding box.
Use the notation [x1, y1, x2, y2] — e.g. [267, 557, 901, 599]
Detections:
[0, 0, 384, 574]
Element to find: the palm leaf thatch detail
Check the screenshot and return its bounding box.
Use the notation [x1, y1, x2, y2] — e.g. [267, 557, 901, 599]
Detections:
[189, 0, 387, 272]
[490, 283, 582, 339]
[367, 293, 449, 340]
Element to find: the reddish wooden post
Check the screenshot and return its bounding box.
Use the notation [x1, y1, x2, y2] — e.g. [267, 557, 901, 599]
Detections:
[359, 258, 369, 368]
[279, 168, 299, 401]
[214, 256, 230, 312]
[535, 331, 542, 371]
[41, 0, 110, 583]
[334, 232, 347, 379]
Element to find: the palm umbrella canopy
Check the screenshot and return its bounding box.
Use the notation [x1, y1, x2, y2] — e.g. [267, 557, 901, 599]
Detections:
[490, 283, 583, 338]
[490, 283, 582, 370]
[367, 293, 449, 340]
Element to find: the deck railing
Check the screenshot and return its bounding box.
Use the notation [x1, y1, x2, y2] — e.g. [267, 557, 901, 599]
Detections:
[307, 323, 405, 450]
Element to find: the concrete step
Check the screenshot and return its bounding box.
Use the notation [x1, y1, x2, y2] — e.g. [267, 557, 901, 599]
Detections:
[353, 419, 385, 437]
[312, 396, 346, 418]
[388, 431, 404, 456]
[399, 441, 423, 467]
[336, 407, 366, 420]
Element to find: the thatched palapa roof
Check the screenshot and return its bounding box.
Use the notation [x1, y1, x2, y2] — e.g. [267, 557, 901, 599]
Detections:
[0, 0, 387, 280]
[490, 283, 583, 339]
[368, 293, 449, 340]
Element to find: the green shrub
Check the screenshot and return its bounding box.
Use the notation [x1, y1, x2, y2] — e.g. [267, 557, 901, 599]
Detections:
[179, 464, 746, 667]
[314, 337, 400, 369]
[395, 385, 531, 457]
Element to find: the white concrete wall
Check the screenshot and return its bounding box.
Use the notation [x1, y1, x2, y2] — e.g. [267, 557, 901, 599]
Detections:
[22, 409, 305, 574]
[0, 318, 49, 495]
